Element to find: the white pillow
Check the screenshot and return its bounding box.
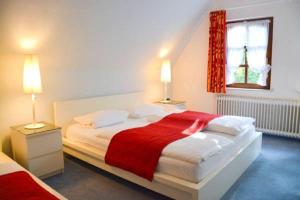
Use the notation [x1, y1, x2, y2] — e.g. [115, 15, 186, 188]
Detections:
[206, 115, 255, 135]
[73, 110, 129, 129]
[131, 104, 165, 118]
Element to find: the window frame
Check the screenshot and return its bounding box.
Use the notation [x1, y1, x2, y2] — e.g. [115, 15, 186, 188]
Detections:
[226, 17, 273, 90]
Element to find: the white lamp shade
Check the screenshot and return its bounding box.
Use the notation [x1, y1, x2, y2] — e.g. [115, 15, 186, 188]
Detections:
[23, 55, 43, 94]
[160, 60, 171, 83]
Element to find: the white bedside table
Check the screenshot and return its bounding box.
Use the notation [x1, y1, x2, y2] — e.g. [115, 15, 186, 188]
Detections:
[11, 122, 64, 179]
[155, 100, 186, 111]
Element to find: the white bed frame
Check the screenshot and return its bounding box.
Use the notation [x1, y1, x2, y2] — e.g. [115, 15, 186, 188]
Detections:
[53, 92, 262, 200]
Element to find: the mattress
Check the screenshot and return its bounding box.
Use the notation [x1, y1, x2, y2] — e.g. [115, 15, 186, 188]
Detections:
[65, 119, 257, 183]
[0, 153, 66, 200]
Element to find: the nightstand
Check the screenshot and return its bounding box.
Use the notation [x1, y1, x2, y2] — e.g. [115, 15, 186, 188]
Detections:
[11, 122, 64, 179]
[155, 100, 186, 111]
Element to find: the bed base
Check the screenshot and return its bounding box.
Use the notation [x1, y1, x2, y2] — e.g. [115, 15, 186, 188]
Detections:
[62, 132, 262, 200]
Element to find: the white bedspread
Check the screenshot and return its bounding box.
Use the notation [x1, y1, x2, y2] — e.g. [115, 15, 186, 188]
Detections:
[162, 133, 233, 163]
[65, 124, 258, 182]
[66, 118, 234, 164]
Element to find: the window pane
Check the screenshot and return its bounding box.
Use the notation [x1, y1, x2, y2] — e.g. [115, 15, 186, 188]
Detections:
[234, 67, 245, 83]
[247, 68, 260, 84]
[227, 24, 247, 48]
[248, 21, 269, 47]
[247, 48, 267, 69]
[227, 48, 245, 66]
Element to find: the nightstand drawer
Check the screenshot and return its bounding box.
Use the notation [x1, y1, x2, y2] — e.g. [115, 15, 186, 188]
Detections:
[28, 151, 64, 178]
[27, 131, 62, 159]
[11, 122, 64, 178]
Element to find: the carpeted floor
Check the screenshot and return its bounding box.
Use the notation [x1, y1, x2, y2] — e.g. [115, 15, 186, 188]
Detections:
[45, 135, 300, 200]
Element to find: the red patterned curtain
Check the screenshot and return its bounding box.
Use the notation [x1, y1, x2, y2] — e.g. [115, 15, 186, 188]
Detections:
[207, 10, 226, 93]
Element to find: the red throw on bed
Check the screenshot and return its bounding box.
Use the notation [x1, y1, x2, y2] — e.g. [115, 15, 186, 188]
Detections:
[105, 111, 219, 180]
[0, 171, 59, 200]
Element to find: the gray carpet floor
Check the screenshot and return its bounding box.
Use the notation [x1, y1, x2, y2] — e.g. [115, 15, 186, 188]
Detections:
[45, 135, 300, 200]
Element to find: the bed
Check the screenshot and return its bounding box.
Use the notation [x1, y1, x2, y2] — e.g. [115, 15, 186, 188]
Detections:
[0, 152, 66, 200]
[54, 92, 262, 200]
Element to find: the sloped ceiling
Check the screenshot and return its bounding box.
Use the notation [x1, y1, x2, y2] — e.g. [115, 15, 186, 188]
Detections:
[0, 0, 211, 97]
[0, 0, 211, 153]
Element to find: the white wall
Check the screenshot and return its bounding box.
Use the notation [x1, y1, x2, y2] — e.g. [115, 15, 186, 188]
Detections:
[173, 0, 300, 113]
[2, 0, 299, 154]
[0, 0, 210, 154]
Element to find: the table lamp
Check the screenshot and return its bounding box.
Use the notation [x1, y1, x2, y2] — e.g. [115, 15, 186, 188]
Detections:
[160, 60, 171, 102]
[23, 54, 45, 129]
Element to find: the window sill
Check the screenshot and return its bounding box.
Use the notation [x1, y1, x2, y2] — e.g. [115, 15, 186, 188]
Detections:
[226, 87, 274, 93]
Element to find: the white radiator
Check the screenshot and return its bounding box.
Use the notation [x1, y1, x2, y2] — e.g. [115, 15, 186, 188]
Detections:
[217, 95, 300, 138]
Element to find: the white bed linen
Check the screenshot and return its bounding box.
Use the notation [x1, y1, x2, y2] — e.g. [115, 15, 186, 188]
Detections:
[66, 118, 233, 163]
[65, 119, 257, 182]
[0, 153, 66, 200]
[206, 115, 255, 135]
[158, 127, 257, 182]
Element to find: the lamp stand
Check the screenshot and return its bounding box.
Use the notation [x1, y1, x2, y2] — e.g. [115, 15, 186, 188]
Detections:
[24, 94, 45, 129]
[162, 81, 171, 103]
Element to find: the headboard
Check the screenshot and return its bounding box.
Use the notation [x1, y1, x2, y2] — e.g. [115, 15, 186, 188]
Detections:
[53, 92, 146, 127]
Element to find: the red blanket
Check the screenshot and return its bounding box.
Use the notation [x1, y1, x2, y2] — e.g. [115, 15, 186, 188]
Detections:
[105, 111, 219, 180]
[0, 171, 59, 200]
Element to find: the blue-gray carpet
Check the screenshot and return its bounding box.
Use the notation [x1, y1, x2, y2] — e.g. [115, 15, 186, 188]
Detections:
[45, 135, 300, 200]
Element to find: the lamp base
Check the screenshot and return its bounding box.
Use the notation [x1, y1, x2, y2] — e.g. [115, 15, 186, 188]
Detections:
[24, 123, 45, 129]
[160, 99, 171, 103]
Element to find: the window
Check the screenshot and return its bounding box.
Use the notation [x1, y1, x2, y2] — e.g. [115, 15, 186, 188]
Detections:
[226, 17, 273, 89]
